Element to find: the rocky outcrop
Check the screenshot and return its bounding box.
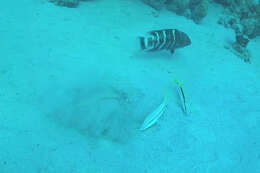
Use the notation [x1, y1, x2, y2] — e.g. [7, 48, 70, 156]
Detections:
[48, 0, 80, 8]
[142, 0, 209, 23]
[216, 0, 260, 62]
[217, 0, 260, 38]
[141, 0, 168, 10]
[189, 0, 209, 23]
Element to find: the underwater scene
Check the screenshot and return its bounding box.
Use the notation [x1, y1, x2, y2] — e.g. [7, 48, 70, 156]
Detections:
[1, 0, 260, 172]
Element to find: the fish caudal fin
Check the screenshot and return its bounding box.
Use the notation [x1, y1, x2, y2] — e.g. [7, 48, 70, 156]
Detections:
[139, 37, 146, 50]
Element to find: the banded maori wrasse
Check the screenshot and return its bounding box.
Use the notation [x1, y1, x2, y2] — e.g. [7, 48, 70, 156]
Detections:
[139, 29, 191, 54]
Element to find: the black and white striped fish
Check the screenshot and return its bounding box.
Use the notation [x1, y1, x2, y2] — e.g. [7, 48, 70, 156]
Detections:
[139, 29, 191, 54]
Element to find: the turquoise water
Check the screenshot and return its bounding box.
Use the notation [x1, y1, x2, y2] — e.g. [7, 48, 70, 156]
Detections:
[0, 0, 260, 172]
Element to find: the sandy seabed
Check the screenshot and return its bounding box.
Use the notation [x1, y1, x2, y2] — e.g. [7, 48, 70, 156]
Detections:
[0, 0, 260, 172]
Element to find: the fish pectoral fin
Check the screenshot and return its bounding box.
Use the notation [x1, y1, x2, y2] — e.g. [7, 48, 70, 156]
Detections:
[170, 48, 175, 54]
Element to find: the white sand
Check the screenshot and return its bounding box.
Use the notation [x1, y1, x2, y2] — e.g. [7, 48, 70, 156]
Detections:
[0, 0, 260, 172]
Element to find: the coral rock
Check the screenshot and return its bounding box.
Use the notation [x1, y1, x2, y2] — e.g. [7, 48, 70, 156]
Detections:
[141, 0, 167, 10]
[190, 0, 209, 23]
[166, 0, 190, 15]
[49, 0, 80, 8]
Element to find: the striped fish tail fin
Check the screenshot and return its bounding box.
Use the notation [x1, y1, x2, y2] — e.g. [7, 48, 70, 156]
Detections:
[139, 36, 146, 50]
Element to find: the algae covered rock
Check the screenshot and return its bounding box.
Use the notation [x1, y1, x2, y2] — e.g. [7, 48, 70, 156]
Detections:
[141, 0, 168, 10]
[217, 0, 260, 38]
[49, 0, 80, 8]
[165, 0, 209, 23]
[190, 0, 209, 23]
[166, 0, 190, 15]
[241, 18, 259, 38]
[214, 0, 233, 6]
[141, 0, 209, 23]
